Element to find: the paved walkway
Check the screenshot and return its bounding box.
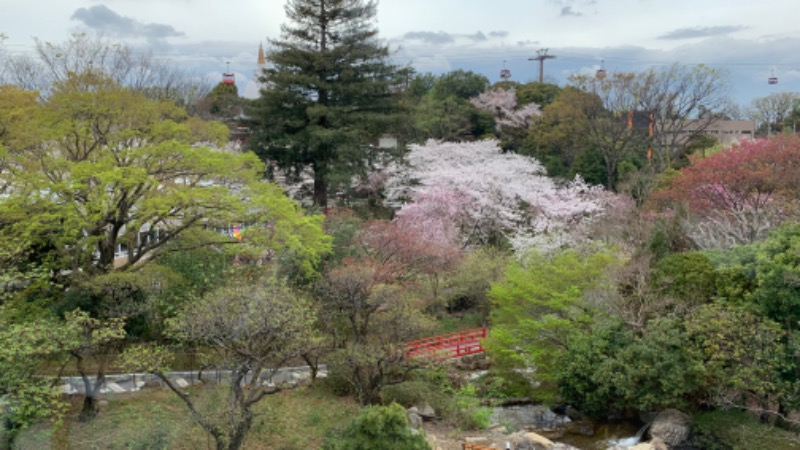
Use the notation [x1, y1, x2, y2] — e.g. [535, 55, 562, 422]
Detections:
[58, 365, 327, 395]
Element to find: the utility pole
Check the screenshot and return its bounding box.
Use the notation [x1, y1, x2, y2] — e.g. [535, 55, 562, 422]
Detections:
[528, 48, 556, 83]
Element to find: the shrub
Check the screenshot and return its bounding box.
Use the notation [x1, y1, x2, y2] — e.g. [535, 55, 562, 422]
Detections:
[321, 403, 431, 450]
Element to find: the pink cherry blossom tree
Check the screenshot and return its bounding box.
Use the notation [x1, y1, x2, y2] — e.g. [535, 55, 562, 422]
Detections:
[384, 139, 626, 254]
[469, 88, 541, 131]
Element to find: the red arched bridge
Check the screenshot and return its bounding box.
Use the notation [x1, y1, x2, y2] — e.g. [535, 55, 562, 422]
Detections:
[403, 327, 488, 361]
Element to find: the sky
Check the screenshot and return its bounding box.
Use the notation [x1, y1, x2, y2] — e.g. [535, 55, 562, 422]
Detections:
[2, 0, 800, 105]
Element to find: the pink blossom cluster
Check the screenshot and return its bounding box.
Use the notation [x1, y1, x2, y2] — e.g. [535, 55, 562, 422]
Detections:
[469, 88, 541, 130]
[384, 139, 622, 254]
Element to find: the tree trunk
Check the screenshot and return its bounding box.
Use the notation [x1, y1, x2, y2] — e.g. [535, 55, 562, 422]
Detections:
[79, 395, 99, 422]
[302, 354, 319, 382]
[227, 414, 254, 450]
[313, 175, 328, 209]
[76, 355, 105, 422]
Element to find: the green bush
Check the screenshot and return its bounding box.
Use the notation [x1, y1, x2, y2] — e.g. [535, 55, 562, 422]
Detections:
[476, 370, 537, 401]
[321, 403, 431, 450]
[448, 383, 493, 430]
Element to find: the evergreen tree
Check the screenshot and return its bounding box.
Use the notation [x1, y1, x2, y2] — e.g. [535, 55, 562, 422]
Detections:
[250, 0, 403, 208]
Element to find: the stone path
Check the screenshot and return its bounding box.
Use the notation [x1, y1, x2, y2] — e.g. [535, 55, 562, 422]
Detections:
[58, 365, 326, 395]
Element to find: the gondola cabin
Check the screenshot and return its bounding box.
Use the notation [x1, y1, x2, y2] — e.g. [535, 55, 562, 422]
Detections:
[768, 76, 779, 85]
[223, 72, 236, 85]
[500, 68, 511, 80]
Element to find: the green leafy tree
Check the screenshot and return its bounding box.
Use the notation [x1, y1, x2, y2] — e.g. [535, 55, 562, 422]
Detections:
[560, 304, 793, 416]
[0, 71, 329, 281]
[568, 72, 648, 189]
[684, 304, 792, 409]
[250, 0, 404, 208]
[515, 82, 562, 108]
[429, 69, 489, 100]
[650, 251, 717, 312]
[748, 223, 800, 331]
[413, 95, 494, 142]
[410, 70, 494, 142]
[527, 86, 600, 178]
[322, 403, 431, 450]
[485, 248, 619, 400]
[559, 316, 705, 416]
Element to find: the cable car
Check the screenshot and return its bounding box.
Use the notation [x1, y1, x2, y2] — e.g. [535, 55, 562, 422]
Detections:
[768, 68, 778, 85]
[222, 61, 235, 85]
[596, 59, 607, 80]
[500, 61, 511, 81]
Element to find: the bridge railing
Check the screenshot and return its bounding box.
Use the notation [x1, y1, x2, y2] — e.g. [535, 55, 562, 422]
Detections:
[403, 327, 487, 361]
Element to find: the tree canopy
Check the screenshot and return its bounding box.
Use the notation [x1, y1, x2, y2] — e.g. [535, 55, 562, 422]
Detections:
[0, 71, 330, 289]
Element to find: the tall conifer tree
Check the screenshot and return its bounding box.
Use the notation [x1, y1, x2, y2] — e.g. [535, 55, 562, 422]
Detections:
[250, 0, 403, 208]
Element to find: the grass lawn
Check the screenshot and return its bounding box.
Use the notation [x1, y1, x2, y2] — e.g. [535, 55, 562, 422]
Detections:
[14, 382, 361, 450]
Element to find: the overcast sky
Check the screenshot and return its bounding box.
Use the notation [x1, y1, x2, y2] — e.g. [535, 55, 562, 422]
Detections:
[3, 0, 799, 105]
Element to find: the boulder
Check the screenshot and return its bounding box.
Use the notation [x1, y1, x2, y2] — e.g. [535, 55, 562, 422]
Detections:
[407, 407, 423, 429]
[419, 402, 436, 418]
[650, 437, 668, 450]
[649, 409, 691, 447]
[508, 431, 554, 450]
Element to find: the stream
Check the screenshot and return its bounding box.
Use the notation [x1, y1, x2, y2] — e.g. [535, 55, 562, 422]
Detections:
[490, 404, 647, 449]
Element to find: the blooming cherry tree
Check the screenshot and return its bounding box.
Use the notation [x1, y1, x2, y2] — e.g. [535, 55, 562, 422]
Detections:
[469, 88, 541, 131]
[384, 139, 624, 254]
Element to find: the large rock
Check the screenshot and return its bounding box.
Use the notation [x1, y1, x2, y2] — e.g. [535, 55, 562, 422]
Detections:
[407, 407, 423, 429]
[491, 404, 570, 430]
[509, 431, 554, 450]
[419, 402, 436, 418]
[649, 409, 691, 447]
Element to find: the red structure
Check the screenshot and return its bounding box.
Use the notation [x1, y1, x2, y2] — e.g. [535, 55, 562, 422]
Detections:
[403, 327, 488, 361]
